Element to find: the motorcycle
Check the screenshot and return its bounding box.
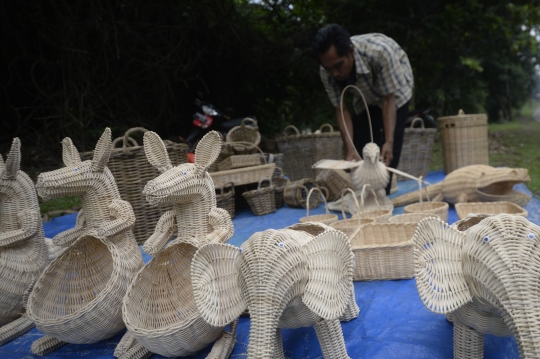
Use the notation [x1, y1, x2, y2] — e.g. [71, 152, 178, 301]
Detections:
[405, 108, 437, 128]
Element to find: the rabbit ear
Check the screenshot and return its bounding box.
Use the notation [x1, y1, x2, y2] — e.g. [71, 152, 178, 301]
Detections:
[3, 138, 21, 179]
[302, 229, 354, 320]
[194, 131, 222, 174]
[91, 128, 112, 172]
[0, 152, 4, 172]
[61, 137, 82, 167]
[143, 131, 172, 173]
[191, 243, 246, 327]
[413, 217, 471, 314]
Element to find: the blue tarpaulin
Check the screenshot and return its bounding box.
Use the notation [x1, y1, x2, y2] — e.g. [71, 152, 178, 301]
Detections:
[2, 170, 538, 358]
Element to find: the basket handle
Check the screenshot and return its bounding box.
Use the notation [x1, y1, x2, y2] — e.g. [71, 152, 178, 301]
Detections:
[458, 109, 465, 116]
[119, 127, 150, 155]
[410, 117, 425, 129]
[318, 124, 334, 133]
[341, 188, 362, 227]
[417, 176, 431, 204]
[220, 181, 235, 195]
[223, 141, 267, 164]
[359, 184, 382, 212]
[241, 117, 258, 129]
[112, 136, 138, 148]
[283, 125, 301, 137]
[257, 178, 272, 192]
[305, 187, 329, 218]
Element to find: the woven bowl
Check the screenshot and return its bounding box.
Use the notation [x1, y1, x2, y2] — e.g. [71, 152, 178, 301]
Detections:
[387, 212, 441, 224]
[404, 202, 449, 222]
[455, 201, 528, 220]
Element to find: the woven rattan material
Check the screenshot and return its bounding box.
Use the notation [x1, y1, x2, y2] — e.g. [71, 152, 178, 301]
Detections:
[392, 165, 531, 208]
[315, 169, 351, 202]
[438, 110, 489, 174]
[350, 222, 417, 281]
[225, 118, 261, 154]
[217, 154, 261, 171]
[355, 185, 392, 222]
[0, 138, 48, 345]
[276, 124, 343, 181]
[453, 323, 483, 359]
[404, 179, 449, 221]
[80, 127, 188, 244]
[191, 224, 354, 359]
[397, 118, 437, 180]
[330, 189, 374, 238]
[242, 178, 276, 216]
[413, 214, 540, 358]
[387, 212, 440, 224]
[31, 335, 68, 356]
[299, 188, 338, 225]
[209, 163, 276, 189]
[28, 128, 143, 352]
[272, 167, 289, 209]
[216, 182, 235, 219]
[455, 201, 528, 220]
[283, 178, 322, 209]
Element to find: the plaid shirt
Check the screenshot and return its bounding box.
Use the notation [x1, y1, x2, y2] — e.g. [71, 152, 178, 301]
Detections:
[320, 33, 414, 114]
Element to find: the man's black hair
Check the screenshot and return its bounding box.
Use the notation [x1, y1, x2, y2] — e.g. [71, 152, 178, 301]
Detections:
[312, 24, 352, 59]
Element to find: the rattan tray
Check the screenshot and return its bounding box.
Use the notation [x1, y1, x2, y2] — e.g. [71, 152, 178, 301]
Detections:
[217, 153, 261, 171]
[455, 201, 528, 220]
[210, 163, 276, 188]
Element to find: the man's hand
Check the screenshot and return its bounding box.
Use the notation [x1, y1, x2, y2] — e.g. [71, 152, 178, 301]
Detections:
[381, 142, 393, 166]
[345, 149, 362, 162]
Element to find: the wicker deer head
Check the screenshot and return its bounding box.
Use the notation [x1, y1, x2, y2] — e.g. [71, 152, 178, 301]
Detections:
[190, 223, 355, 359]
[414, 214, 540, 359]
[0, 138, 48, 345]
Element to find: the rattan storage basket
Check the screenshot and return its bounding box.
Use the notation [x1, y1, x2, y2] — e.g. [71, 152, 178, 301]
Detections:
[356, 185, 393, 222]
[315, 169, 351, 202]
[350, 222, 417, 281]
[397, 118, 437, 180]
[283, 178, 327, 209]
[387, 212, 440, 224]
[404, 179, 449, 221]
[210, 163, 276, 188]
[438, 109, 489, 174]
[276, 124, 343, 181]
[299, 188, 338, 225]
[330, 188, 374, 238]
[272, 167, 289, 209]
[225, 118, 261, 153]
[215, 182, 235, 219]
[217, 153, 261, 171]
[242, 178, 276, 216]
[261, 153, 283, 178]
[455, 201, 528, 220]
[80, 127, 188, 244]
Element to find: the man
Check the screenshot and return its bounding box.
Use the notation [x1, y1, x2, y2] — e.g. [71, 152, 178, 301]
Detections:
[312, 24, 414, 194]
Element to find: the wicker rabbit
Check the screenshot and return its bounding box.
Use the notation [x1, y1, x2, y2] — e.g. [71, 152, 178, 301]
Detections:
[190, 222, 356, 359]
[0, 138, 48, 346]
[26, 128, 144, 356]
[119, 131, 236, 359]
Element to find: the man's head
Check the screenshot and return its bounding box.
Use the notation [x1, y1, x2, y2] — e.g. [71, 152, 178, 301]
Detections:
[312, 24, 354, 81]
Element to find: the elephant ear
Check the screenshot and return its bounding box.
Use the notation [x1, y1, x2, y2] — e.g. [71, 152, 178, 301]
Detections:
[414, 217, 472, 314]
[302, 229, 353, 320]
[191, 243, 246, 327]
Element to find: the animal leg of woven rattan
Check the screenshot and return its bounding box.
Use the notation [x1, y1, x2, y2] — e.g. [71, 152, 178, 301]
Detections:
[0, 316, 35, 346]
[205, 207, 234, 244]
[142, 210, 176, 255]
[339, 291, 360, 322]
[51, 209, 86, 248]
[118, 342, 153, 359]
[206, 318, 239, 359]
[114, 331, 139, 358]
[272, 328, 285, 359]
[0, 209, 39, 247]
[453, 322, 483, 359]
[446, 312, 455, 323]
[97, 199, 136, 239]
[31, 335, 68, 356]
[313, 319, 351, 359]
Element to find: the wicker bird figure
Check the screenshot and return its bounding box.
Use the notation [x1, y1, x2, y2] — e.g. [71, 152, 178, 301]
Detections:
[392, 165, 531, 207]
[26, 128, 144, 356]
[0, 138, 48, 346]
[118, 131, 236, 359]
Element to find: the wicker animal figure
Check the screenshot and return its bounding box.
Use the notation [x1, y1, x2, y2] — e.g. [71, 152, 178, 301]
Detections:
[26, 128, 144, 356]
[190, 222, 356, 359]
[392, 165, 531, 207]
[414, 214, 540, 359]
[119, 131, 236, 359]
[0, 138, 48, 346]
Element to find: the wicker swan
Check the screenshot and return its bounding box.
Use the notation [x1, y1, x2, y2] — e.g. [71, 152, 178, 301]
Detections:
[0, 138, 48, 346]
[414, 214, 540, 359]
[119, 131, 236, 359]
[190, 222, 355, 359]
[26, 128, 144, 356]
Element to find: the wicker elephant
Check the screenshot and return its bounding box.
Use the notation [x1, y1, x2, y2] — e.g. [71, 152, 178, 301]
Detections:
[27, 128, 144, 356]
[0, 138, 48, 346]
[190, 222, 356, 359]
[413, 214, 540, 359]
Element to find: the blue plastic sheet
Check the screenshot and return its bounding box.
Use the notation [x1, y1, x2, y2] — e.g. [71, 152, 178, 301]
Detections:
[2, 170, 537, 358]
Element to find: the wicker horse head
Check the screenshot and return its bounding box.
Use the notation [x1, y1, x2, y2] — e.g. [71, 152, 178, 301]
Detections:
[27, 128, 144, 356]
[190, 223, 355, 359]
[0, 138, 48, 346]
[414, 214, 540, 359]
[119, 130, 236, 359]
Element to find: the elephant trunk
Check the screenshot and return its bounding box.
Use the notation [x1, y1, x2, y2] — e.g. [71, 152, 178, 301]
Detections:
[508, 306, 540, 359]
[247, 312, 280, 359]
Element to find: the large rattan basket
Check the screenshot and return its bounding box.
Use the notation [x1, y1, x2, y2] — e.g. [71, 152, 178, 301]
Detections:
[276, 124, 343, 181]
[225, 118, 261, 154]
[438, 110, 489, 174]
[80, 127, 188, 244]
[397, 118, 437, 180]
[350, 222, 417, 281]
[299, 188, 338, 225]
[455, 201, 528, 220]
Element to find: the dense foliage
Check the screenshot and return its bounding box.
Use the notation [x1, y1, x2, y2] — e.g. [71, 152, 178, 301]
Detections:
[1, 0, 539, 173]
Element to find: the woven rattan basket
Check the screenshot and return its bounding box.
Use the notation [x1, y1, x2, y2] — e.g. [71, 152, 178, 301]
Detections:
[387, 212, 441, 224]
[356, 184, 393, 222]
[283, 178, 327, 209]
[350, 222, 417, 281]
[404, 179, 449, 221]
[80, 127, 188, 244]
[261, 153, 283, 178]
[225, 118, 261, 153]
[455, 201, 528, 220]
[438, 109, 489, 174]
[397, 118, 437, 180]
[299, 188, 338, 225]
[217, 153, 261, 171]
[330, 188, 374, 238]
[315, 169, 351, 202]
[272, 167, 289, 209]
[216, 182, 235, 219]
[210, 163, 276, 189]
[276, 124, 343, 181]
[242, 178, 276, 216]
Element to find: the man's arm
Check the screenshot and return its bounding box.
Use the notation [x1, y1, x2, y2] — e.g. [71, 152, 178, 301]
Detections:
[381, 94, 396, 166]
[336, 104, 361, 161]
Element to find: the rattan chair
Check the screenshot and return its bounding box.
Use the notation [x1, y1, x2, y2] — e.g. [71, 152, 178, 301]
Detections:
[27, 128, 144, 356]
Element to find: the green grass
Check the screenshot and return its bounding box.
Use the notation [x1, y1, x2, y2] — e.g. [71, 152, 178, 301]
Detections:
[39, 196, 81, 217]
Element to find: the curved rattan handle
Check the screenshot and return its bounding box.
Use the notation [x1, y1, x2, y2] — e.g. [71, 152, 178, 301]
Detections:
[223, 141, 266, 164]
[221, 181, 235, 195]
[121, 127, 149, 155]
[359, 184, 381, 212]
[112, 136, 138, 148]
[410, 117, 425, 129]
[318, 124, 334, 133]
[458, 109, 465, 116]
[283, 125, 301, 137]
[417, 176, 431, 204]
[241, 117, 258, 129]
[341, 188, 361, 226]
[257, 177, 272, 192]
[305, 187, 329, 217]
